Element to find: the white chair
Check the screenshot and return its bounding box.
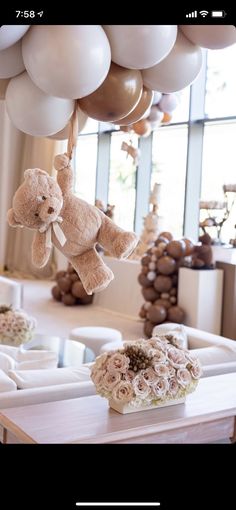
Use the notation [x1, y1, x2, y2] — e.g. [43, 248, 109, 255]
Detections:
[69, 326, 123, 357]
[0, 276, 23, 308]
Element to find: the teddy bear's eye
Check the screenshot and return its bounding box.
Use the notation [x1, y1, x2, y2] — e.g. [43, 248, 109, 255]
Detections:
[35, 213, 39, 217]
[42, 196, 46, 201]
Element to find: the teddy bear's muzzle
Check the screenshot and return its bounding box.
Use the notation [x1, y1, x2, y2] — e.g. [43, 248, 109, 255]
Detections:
[39, 197, 62, 224]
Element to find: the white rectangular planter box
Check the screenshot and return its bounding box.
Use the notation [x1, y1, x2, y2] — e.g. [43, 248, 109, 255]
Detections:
[178, 267, 223, 335]
[109, 398, 185, 414]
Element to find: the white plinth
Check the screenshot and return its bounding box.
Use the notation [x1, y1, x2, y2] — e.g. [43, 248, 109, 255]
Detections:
[177, 267, 223, 335]
[0, 276, 23, 309]
[109, 397, 185, 414]
[212, 245, 236, 264]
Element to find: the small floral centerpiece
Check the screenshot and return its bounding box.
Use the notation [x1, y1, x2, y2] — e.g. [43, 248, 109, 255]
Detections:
[90, 335, 202, 414]
[0, 305, 37, 347]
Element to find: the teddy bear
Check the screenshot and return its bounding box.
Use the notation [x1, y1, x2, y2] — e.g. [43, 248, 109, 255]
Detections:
[7, 153, 138, 294]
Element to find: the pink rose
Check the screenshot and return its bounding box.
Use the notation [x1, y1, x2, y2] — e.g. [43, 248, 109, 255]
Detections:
[91, 369, 106, 389]
[168, 377, 179, 397]
[94, 353, 109, 370]
[190, 360, 202, 379]
[176, 368, 191, 387]
[111, 381, 134, 403]
[125, 369, 136, 382]
[133, 374, 151, 399]
[103, 371, 121, 391]
[167, 347, 187, 368]
[152, 350, 166, 363]
[141, 367, 157, 386]
[107, 353, 129, 374]
[153, 363, 170, 378]
[152, 378, 169, 399]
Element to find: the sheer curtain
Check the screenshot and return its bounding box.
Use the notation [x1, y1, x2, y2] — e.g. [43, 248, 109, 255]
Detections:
[0, 99, 65, 277]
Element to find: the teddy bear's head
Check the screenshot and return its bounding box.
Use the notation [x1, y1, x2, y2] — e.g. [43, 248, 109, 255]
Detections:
[7, 168, 63, 230]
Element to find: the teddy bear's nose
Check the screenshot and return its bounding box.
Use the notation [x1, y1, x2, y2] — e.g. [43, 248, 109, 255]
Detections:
[48, 207, 54, 214]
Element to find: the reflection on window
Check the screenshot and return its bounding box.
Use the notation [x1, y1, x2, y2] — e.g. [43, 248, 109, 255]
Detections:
[201, 122, 236, 243]
[151, 126, 188, 238]
[74, 134, 98, 205]
[108, 132, 138, 231]
[205, 45, 236, 118]
[170, 88, 190, 123]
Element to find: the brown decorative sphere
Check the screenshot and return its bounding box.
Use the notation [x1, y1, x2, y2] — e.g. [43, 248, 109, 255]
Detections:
[159, 231, 173, 241]
[55, 270, 66, 281]
[144, 320, 154, 338]
[157, 256, 177, 275]
[51, 285, 62, 301]
[182, 238, 195, 256]
[138, 273, 153, 288]
[167, 306, 185, 323]
[141, 266, 149, 275]
[141, 255, 151, 266]
[57, 277, 72, 293]
[154, 275, 172, 293]
[147, 305, 167, 324]
[71, 281, 87, 299]
[67, 264, 76, 274]
[79, 295, 94, 305]
[154, 298, 171, 310]
[155, 237, 169, 247]
[170, 287, 177, 296]
[142, 287, 159, 302]
[62, 293, 77, 306]
[166, 240, 186, 259]
[172, 274, 178, 286]
[69, 273, 79, 283]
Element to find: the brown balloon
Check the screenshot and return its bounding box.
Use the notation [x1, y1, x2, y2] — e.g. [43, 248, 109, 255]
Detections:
[147, 305, 167, 324]
[113, 86, 153, 126]
[133, 118, 151, 137]
[78, 62, 143, 122]
[144, 320, 154, 338]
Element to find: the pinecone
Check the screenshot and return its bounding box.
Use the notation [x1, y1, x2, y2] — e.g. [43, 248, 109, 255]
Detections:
[0, 305, 12, 314]
[124, 344, 152, 372]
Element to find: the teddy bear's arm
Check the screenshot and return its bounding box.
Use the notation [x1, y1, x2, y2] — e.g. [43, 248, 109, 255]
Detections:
[54, 154, 73, 194]
[32, 231, 51, 268]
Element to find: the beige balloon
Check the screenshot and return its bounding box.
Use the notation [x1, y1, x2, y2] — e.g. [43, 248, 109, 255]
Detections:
[48, 107, 88, 140]
[180, 25, 236, 50]
[112, 87, 153, 126]
[0, 40, 25, 78]
[142, 31, 202, 93]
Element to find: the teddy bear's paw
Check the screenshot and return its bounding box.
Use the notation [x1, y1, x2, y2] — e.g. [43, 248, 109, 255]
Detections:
[82, 265, 114, 295]
[113, 232, 138, 259]
[54, 153, 70, 171]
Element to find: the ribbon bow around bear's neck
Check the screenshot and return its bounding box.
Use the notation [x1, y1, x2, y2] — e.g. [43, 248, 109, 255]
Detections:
[39, 216, 67, 249]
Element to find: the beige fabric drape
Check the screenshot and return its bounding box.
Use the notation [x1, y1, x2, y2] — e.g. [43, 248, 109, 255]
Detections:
[0, 99, 65, 278]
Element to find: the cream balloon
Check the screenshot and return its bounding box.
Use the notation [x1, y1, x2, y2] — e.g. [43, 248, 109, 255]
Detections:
[148, 106, 164, 123]
[0, 78, 10, 99]
[0, 25, 30, 50]
[48, 108, 88, 140]
[152, 91, 162, 105]
[22, 25, 111, 99]
[158, 94, 178, 113]
[142, 31, 202, 93]
[6, 72, 74, 137]
[103, 25, 177, 69]
[180, 25, 236, 50]
[0, 40, 25, 78]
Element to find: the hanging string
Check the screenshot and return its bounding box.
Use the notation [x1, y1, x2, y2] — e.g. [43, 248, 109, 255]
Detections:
[66, 104, 78, 161]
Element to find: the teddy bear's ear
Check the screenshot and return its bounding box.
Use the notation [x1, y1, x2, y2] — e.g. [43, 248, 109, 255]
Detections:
[7, 208, 23, 228]
[24, 168, 48, 179]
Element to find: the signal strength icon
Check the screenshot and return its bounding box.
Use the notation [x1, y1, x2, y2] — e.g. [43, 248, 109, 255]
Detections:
[199, 10, 209, 17]
[186, 11, 197, 17]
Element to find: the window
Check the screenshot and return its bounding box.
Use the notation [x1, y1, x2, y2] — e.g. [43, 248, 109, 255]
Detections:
[205, 45, 236, 118]
[108, 131, 138, 231]
[74, 134, 98, 205]
[151, 125, 188, 238]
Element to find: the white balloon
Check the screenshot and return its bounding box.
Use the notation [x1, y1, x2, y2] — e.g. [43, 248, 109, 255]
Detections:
[22, 25, 111, 99]
[6, 72, 74, 137]
[180, 25, 236, 50]
[0, 41, 25, 79]
[48, 107, 88, 140]
[142, 31, 202, 93]
[0, 25, 30, 50]
[0, 78, 10, 99]
[152, 91, 162, 105]
[158, 94, 178, 113]
[148, 106, 164, 123]
[103, 25, 177, 69]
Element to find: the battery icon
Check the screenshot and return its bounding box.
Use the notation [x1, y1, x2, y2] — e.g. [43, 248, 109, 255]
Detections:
[211, 10, 227, 17]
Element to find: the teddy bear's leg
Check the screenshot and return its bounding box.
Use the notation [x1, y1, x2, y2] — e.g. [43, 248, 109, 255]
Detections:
[69, 249, 114, 295]
[97, 215, 138, 259]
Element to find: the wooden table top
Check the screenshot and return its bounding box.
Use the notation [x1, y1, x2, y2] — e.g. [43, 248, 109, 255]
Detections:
[1, 373, 236, 444]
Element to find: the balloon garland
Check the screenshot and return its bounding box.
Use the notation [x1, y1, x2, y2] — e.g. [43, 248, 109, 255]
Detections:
[0, 25, 234, 137]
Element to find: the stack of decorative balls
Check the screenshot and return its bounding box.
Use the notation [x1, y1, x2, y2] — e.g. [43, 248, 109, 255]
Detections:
[138, 232, 194, 337]
[51, 264, 93, 306]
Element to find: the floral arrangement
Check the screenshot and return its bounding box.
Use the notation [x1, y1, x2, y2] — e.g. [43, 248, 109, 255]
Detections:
[0, 305, 37, 346]
[90, 335, 202, 409]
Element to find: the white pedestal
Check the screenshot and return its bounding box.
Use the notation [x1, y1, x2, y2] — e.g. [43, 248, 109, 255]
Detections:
[212, 245, 236, 264]
[177, 267, 223, 335]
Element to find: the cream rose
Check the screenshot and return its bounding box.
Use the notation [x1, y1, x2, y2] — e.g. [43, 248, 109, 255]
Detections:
[133, 374, 151, 399]
[167, 347, 187, 368]
[91, 369, 106, 389]
[103, 371, 121, 392]
[168, 377, 179, 397]
[107, 352, 129, 374]
[176, 368, 191, 387]
[152, 349, 166, 363]
[153, 363, 170, 378]
[125, 369, 136, 382]
[152, 378, 169, 399]
[190, 360, 202, 379]
[94, 353, 109, 370]
[111, 381, 134, 403]
[141, 367, 157, 386]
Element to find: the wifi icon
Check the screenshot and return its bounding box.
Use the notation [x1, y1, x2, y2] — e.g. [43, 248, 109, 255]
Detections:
[199, 10, 209, 17]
